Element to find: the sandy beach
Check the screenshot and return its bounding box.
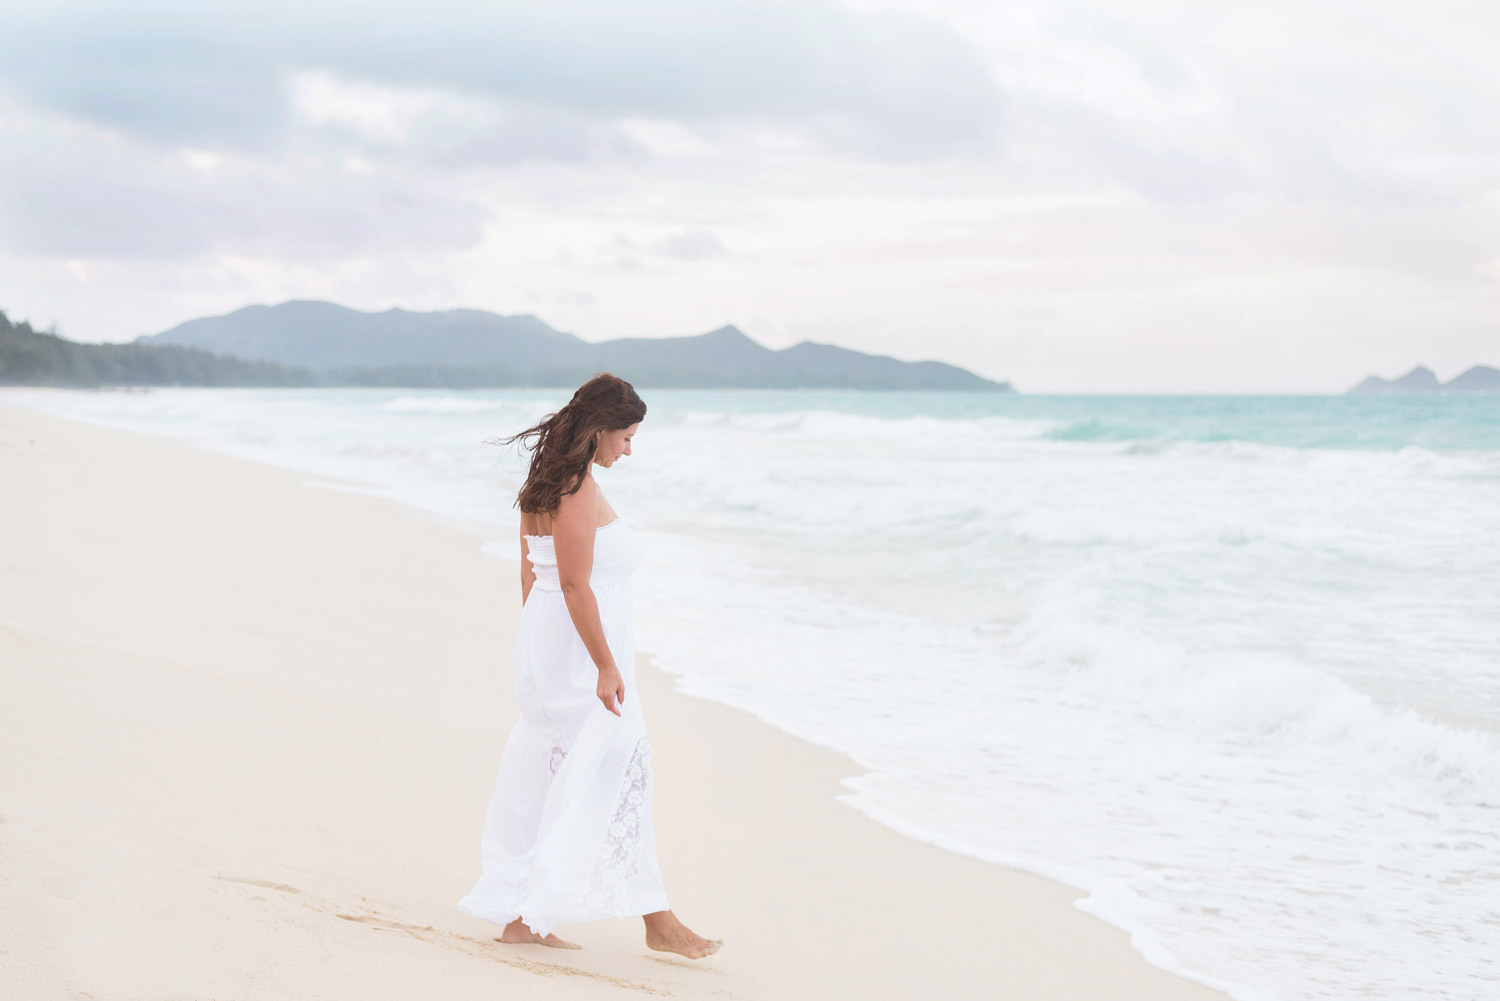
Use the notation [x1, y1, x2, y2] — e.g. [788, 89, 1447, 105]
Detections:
[0, 399, 1229, 1001]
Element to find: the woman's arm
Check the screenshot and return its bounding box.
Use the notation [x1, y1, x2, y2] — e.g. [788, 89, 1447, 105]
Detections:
[519, 529, 536, 607]
[553, 478, 626, 715]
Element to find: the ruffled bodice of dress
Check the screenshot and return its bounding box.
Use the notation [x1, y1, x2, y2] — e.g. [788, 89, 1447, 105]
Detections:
[522, 518, 641, 592]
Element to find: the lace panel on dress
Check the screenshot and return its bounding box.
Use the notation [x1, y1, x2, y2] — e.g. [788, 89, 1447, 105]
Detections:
[548, 724, 568, 776]
[582, 736, 652, 914]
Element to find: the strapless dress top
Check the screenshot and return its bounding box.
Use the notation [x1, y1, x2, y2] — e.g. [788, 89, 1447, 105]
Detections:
[522, 518, 642, 591]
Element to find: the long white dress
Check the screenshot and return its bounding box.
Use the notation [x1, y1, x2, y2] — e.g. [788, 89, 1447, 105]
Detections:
[457, 517, 671, 936]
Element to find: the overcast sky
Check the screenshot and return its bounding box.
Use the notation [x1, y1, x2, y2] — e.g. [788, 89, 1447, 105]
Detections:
[2, 0, 1496, 391]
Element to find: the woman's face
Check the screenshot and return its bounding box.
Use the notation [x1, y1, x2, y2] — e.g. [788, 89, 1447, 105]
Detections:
[594, 422, 639, 468]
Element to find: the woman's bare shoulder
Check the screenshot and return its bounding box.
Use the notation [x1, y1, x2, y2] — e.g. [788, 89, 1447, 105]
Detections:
[554, 474, 600, 523]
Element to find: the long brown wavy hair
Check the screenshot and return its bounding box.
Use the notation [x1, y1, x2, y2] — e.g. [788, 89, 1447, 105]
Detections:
[499, 373, 647, 514]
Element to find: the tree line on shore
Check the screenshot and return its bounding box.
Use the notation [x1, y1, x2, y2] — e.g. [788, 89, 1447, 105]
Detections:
[1, 310, 313, 387]
[0, 313, 635, 388]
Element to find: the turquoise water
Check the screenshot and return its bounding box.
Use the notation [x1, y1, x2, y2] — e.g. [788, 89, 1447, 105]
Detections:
[6, 386, 1498, 1001]
[646, 390, 1500, 451]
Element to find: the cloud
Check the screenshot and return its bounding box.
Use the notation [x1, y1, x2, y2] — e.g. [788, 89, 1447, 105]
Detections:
[982, 2, 1500, 211]
[651, 229, 730, 261]
[0, 0, 1003, 160]
[285, 72, 635, 167]
[0, 0, 1002, 261]
[0, 98, 486, 259]
[0, 0, 1007, 262]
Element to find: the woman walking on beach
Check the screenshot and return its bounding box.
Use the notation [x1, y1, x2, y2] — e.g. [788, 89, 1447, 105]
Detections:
[458, 373, 722, 959]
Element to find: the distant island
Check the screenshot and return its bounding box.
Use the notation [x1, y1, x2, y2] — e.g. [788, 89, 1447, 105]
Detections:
[0, 302, 1009, 391]
[1348, 365, 1500, 395]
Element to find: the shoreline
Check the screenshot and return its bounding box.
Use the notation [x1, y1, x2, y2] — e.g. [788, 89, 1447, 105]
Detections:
[0, 400, 1232, 1000]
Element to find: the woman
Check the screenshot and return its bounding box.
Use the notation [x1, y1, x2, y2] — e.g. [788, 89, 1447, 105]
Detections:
[458, 373, 722, 959]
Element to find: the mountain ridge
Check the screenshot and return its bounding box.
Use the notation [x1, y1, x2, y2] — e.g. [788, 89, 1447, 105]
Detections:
[139, 301, 1012, 391]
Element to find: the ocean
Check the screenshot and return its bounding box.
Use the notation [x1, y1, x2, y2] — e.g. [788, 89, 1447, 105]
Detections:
[7, 386, 1498, 1001]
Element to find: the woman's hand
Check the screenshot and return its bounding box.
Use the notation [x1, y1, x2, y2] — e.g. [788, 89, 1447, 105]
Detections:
[596, 663, 626, 716]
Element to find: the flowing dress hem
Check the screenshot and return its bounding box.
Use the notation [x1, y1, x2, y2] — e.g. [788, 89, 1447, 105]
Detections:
[457, 888, 673, 938]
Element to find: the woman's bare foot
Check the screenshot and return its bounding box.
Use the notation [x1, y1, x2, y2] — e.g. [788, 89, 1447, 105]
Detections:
[497, 917, 582, 949]
[643, 909, 722, 959]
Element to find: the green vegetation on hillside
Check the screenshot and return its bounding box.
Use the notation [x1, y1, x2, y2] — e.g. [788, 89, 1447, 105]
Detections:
[1, 311, 314, 387]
